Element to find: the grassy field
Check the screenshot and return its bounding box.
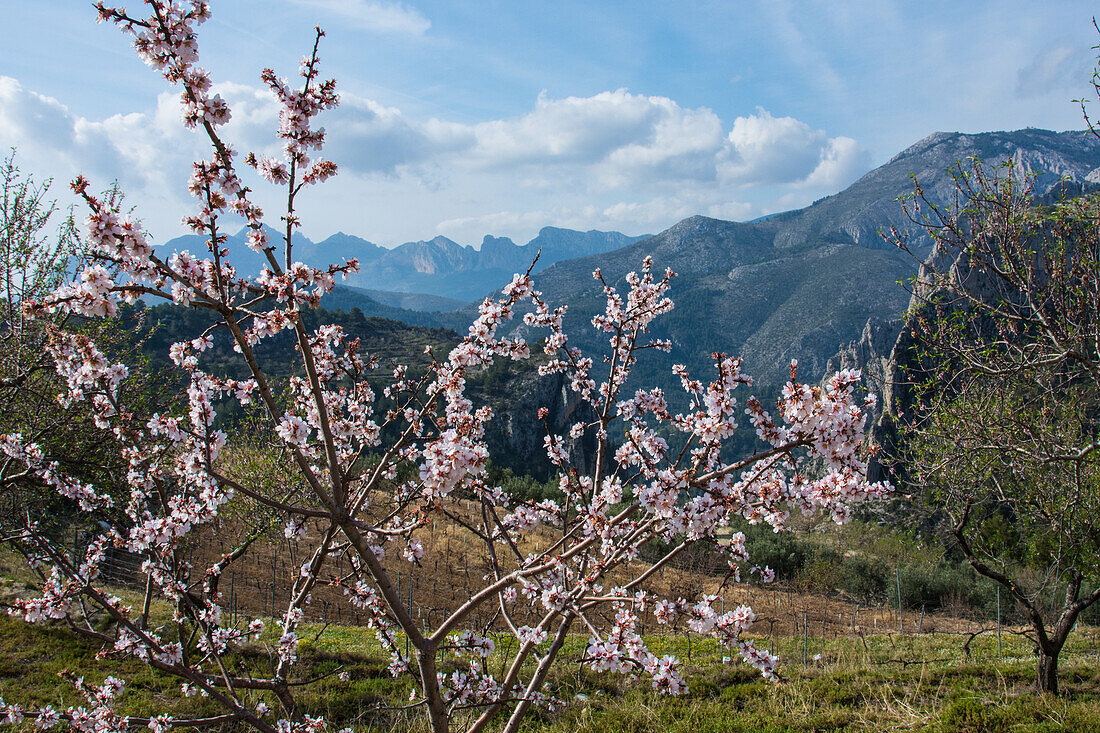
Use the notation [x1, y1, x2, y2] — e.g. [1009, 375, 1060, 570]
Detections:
[1, 601, 1098, 732]
[2, 523, 1098, 732]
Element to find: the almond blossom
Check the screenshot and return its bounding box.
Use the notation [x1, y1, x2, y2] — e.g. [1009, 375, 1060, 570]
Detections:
[0, 3, 890, 733]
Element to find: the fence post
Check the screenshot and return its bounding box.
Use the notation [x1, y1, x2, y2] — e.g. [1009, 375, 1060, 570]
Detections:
[997, 586, 1002, 657]
[802, 611, 808, 667]
[271, 547, 277, 618]
[896, 568, 903, 634]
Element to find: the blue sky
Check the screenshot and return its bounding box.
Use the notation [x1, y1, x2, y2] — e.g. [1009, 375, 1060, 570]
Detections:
[1, 1, 1097, 246]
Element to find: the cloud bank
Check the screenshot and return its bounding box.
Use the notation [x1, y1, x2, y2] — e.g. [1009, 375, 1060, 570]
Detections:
[0, 75, 869, 245]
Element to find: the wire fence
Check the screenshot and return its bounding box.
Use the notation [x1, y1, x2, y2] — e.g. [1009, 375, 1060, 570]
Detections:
[70, 521, 1100, 673]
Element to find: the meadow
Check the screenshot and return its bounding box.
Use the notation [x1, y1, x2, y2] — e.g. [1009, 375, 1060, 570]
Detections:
[2, 565, 1098, 732]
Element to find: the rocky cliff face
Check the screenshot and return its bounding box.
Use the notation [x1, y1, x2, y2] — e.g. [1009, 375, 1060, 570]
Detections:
[828, 215, 1064, 486]
[482, 369, 600, 480]
[823, 313, 914, 485]
[824, 316, 903, 407]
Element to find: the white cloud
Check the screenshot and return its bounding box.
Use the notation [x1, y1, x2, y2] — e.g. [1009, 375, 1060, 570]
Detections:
[719, 108, 868, 191]
[706, 201, 756, 221]
[464, 89, 729, 192]
[597, 99, 725, 188]
[0, 77, 300, 238]
[723, 109, 821, 184]
[469, 90, 679, 167]
[326, 94, 473, 176]
[0, 76, 186, 194]
[461, 91, 865, 195]
[797, 136, 869, 190]
[0, 74, 870, 247]
[289, 0, 430, 35]
[0, 77, 76, 150]
[0, 75, 466, 234]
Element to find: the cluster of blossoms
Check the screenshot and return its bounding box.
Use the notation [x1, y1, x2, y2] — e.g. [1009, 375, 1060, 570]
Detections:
[0, 3, 891, 733]
[0, 675, 145, 733]
[583, 602, 687, 693]
[470, 262, 889, 700]
[1, 433, 108, 512]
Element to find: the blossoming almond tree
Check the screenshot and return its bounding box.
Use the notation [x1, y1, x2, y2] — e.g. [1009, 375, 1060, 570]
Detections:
[0, 2, 890, 732]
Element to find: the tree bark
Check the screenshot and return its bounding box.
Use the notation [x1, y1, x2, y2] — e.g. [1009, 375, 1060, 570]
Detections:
[1038, 649, 1059, 695]
[416, 647, 448, 733]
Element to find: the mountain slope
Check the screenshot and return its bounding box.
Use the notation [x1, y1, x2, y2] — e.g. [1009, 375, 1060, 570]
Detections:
[318, 286, 471, 331]
[337, 287, 466, 312]
[487, 129, 1100, 392]
[767, 128, 1100, 250]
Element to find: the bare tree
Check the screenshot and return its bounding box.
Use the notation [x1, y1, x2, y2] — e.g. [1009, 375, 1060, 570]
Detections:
[892, 157, 1100, 694]
[0, 153, 102, 519]
[0, 150, 75, 408]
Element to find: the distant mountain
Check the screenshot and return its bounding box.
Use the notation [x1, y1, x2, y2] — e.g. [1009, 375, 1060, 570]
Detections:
[161, 225, 646, 303]
[765, 127, 1100, 251]
[318, 286, 471, 331]
[338, 227, 646, 301]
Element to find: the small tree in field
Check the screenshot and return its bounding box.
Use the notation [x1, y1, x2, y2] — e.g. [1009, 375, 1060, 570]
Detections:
[0, 3, 888, 731]
[0, 152, 146, 528]
[893, 160, 1100, 695]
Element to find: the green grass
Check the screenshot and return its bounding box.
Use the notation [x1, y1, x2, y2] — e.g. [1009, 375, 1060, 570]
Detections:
[1, 610, 1098, 732]
[522, 633, 1100, 733]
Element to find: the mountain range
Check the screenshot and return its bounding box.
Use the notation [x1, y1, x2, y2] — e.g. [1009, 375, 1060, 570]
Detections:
[163, 225, 646, 304]
[162, 128, 1100, 397]
[478, 128, 1100, 391]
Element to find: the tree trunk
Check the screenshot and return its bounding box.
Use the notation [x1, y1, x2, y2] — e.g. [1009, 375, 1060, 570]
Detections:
[1033, 575, 1095, 697]
[1037, 649, 1059, 695]
[416, 648, 449, 733]
[951, 508, 1100, 698]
